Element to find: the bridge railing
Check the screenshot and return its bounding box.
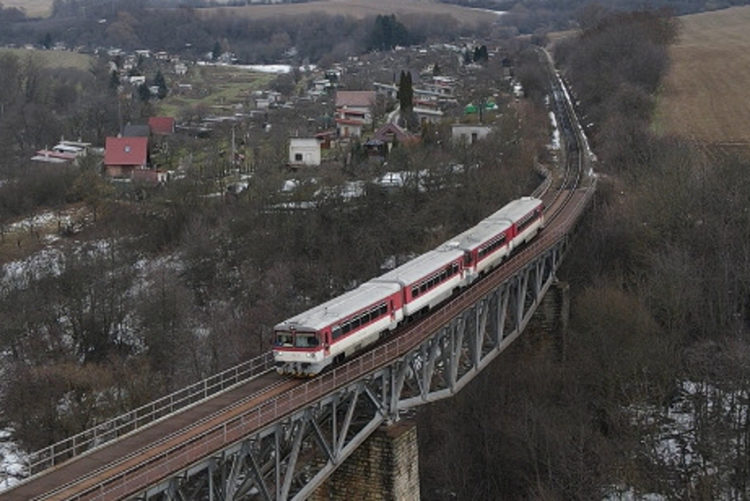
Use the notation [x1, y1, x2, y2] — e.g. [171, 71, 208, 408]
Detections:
[26, 351, 274, 476]
[65, 184, 598, 500]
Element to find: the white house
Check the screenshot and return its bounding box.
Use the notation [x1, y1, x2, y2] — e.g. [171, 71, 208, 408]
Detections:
[289, 138, 321, 166]
[451, 124, 492, 145]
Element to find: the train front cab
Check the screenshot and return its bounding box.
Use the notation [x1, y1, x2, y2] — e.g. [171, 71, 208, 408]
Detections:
[273, 329, 329, 376]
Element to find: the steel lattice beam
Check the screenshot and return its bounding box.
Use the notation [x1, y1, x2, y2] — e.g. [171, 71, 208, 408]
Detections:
[135, 237, 568, 501]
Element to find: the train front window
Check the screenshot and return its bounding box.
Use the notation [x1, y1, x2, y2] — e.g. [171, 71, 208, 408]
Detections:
[294, 333, 319, 348]
[275, 332, 293, 347]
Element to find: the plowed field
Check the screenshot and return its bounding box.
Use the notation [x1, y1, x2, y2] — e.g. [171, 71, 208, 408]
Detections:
[655, 6, 750, 148]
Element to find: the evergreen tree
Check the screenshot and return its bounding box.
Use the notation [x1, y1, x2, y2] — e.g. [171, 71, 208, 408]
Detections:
[137, 83, 150, 102]
[369, 14, 410, 51]
[154, 70, 168, 99]
[212, 41, 222, 61]
[479, 45, 489, 62]
[109, 70, 120, 92]
[397, 70, 413, 112]
[433, 63, 441, 76]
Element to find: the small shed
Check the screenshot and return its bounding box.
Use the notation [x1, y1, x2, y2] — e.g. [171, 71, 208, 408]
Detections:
[289, 138, 321, 166]
[451, 124, 492, 145]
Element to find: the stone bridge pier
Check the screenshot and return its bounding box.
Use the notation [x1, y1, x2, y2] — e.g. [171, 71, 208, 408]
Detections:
[311, 420, 420, 501]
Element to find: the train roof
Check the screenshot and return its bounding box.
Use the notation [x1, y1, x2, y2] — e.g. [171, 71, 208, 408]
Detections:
[485, 197, 542, 223]
[439, 218, 513, 252]
[274, 281, 401, 332]
[372, 247, 464, 287]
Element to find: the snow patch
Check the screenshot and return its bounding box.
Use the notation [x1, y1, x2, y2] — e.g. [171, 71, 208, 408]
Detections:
[0, 429, 27, 493]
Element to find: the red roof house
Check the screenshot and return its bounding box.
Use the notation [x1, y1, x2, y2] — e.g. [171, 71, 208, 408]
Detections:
[148, 116, 176, 136]
[104, 136, 148, 178]
[335, 90, 375, 125]
[335, 91, 376, 109]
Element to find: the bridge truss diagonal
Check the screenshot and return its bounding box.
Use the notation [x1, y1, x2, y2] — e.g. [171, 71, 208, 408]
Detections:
[131, 234, 570, 501]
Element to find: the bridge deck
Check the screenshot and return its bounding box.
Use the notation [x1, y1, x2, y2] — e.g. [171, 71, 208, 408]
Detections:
[1, 373, 290, 501]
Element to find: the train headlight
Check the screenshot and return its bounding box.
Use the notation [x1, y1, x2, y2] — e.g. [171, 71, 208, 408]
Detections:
[307, 352, 316, 359]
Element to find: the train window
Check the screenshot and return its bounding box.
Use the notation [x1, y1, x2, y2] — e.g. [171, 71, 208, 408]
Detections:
[464, 254, 472, 265]
[275, 332, 293, 347]
[380, 304, 388, 316]
[332, 326, 342, 339]
[420, 284, 428, 294]
[352, 317, 361, 329]
[361, 312, 370, 324]
[342, 323, 351, 335]
[294, 333, 319, 348]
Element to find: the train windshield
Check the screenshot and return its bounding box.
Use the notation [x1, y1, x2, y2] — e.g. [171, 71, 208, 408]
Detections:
[275, 332, 293, 347]
[294, 333, 320, 348]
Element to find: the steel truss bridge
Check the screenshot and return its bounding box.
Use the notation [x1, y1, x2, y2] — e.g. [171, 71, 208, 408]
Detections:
[2, 53, 596, 501]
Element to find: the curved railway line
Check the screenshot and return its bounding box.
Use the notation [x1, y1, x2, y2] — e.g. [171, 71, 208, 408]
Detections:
[1, 53, 595, 501]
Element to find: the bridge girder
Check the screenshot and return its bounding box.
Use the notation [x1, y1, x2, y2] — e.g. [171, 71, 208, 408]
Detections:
[137, 237, 567, 501]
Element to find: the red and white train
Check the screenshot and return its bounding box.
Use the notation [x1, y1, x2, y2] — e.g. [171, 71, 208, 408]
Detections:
[272, 197, 545, 376]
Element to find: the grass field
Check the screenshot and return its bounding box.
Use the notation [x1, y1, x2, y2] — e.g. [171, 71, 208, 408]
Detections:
[199, 0, 496, 24]
[2, 0, 52, 17]
[157, 65, 277, 118]
[0, 48, 93, 70]
[655, 6, 750, 146]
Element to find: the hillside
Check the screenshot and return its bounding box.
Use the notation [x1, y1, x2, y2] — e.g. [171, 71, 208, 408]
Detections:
[655, 5, 750, 148]
[198, 0, 499, 24]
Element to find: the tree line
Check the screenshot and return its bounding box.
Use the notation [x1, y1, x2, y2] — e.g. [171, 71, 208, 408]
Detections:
[0, 4, 480, 65]
[418, 7, 750, 499]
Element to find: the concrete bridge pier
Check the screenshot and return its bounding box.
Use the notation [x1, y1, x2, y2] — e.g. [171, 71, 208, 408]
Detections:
[311, 420, 420, 501]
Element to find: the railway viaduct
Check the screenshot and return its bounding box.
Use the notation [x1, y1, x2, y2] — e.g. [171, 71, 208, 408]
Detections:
[0, 53, 596, 501]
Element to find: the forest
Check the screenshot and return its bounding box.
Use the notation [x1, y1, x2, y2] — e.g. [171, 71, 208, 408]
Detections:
[419, 8, 750, 499]
[0, 1, 480, 64]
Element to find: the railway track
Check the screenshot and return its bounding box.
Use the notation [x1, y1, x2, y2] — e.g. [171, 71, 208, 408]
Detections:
[2, 53, 594, 501]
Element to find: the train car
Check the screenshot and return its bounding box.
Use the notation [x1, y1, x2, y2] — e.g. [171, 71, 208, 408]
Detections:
[273, 281, 403, 375]
[486, 197, 545, 249]
[273, 197, 545, 376]
[439, 218, 514, 285]
[371, 247, 465, 318]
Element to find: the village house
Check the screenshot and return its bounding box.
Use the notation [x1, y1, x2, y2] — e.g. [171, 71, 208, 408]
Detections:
[335, 90, 375, 138]
[414, 106, 444, 125]
[336, 118, 364, 139]
[335, 90, 375, 124]
[364, 122, 419, 157]
[122, 124, 151, 138]
[104, 136, 148, 178]
[31, 140, 90, 165]
[423, 75, 456, 98]
[148, 117, 176, 136]
[289, 138, 321, 167]
[451, 124, 492, 145]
